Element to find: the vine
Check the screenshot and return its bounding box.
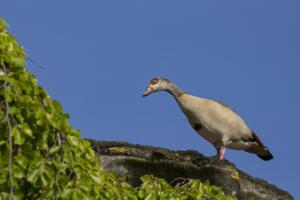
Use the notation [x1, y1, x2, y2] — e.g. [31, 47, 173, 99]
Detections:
[2, 63, 13, 199]
[0, 18, 235, 200]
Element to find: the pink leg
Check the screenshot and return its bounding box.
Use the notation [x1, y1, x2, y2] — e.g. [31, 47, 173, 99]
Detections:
[217, 146, 226, 160]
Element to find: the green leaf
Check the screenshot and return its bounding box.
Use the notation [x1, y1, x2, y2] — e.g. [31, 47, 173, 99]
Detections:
[0, 140, 7, 146]
[49, 146, 60, 154]
[66, 135, 79, 146]
[23, 124, 33, 137]
[27, 169, 39, 183]
[140, 175, 151, 183]
[60, 188, 73, 199]
[138, 189, 145, 198]
[89, 173, 101, 185]
[15, 154, 28, 169]
[0, 192, 9, 200]
[13, 165, 24, 179]
[0, 18, 8, 27]
[11, 56, 24, 66]
[12, 126, 25, 145]
[145, 192, 157, 200]
[40, 174, 48, 187]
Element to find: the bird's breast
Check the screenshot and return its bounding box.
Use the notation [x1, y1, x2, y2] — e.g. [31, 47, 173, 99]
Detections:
[191, 121, 223, 147]
[176, 95, 224, 146]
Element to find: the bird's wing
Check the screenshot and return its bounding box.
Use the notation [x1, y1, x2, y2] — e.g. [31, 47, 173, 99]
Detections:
[249, 131, 265, 147]
[212, 99, 238, 114]
[243, 131, 273, 160]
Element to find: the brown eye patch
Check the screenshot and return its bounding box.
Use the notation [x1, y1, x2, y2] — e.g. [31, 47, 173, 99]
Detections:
[149, 78, 159, 85]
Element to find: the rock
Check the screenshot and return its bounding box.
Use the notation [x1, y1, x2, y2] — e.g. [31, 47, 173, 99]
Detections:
[89, 140, 293, 200]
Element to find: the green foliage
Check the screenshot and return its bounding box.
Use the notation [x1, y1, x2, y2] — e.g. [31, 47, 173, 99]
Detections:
[0, 18, 236, 200]
[138, 175, 236, 200]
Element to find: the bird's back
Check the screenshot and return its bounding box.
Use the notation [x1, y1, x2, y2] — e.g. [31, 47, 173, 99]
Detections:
[176, 94, 252, 145]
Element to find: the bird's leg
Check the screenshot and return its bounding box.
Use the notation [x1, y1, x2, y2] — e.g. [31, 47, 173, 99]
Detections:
[217, 146, 226, 160]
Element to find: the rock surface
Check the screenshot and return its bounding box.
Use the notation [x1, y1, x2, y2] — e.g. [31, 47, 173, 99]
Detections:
[89, 140, 293, 200]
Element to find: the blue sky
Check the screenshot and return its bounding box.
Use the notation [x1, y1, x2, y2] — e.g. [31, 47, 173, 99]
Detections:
[2, 0, 300, 198]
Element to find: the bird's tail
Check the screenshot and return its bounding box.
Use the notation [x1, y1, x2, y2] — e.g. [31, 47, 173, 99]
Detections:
[251, 131, 274, 161]
[257, 147, 273, 161]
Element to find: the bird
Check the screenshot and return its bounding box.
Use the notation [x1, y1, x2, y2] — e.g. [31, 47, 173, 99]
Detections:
[142, 77, 273, 161]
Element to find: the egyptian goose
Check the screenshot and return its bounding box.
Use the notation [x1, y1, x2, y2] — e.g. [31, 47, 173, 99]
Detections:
[142, 77, 273, 161]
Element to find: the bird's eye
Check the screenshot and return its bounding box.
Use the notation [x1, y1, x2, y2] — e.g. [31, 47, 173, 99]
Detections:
[150, 78, 159, 85]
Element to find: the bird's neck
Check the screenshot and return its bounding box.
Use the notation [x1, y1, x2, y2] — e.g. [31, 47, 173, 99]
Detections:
[165, 83, 184, 98]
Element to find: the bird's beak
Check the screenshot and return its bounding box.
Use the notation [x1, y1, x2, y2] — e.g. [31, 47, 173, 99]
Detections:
[142, 86, 153, 97]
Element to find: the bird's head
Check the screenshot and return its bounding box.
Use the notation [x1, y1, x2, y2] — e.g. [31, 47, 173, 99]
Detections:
[142, 77, 171, 97]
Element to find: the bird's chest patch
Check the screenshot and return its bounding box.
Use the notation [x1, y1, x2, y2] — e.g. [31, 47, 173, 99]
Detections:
[192, 122, 222, 146]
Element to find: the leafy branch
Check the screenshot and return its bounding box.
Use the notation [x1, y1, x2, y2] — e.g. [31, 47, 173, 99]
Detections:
[1, 63, 13, 200]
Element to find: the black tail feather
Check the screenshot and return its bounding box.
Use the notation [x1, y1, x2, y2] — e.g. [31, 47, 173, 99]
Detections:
[257, 148, 274, 161]
[251, 131, 273, 161]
